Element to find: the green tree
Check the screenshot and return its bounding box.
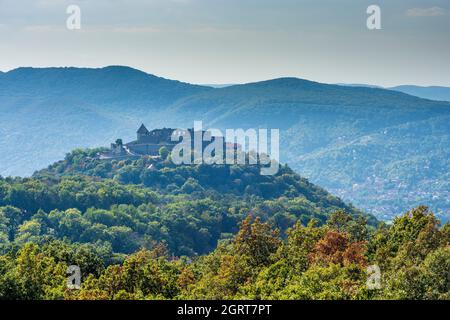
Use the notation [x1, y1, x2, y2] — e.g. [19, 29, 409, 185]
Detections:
[0, 206, 24, 241]
[159, 146, 170, 160]
[234, 216, 281, 268]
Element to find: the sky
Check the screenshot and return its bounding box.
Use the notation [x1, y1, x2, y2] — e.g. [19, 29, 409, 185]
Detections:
[0, 0, 449, 87]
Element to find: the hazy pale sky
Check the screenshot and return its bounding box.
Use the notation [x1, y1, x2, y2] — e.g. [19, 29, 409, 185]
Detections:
[0, 0, 449, 86]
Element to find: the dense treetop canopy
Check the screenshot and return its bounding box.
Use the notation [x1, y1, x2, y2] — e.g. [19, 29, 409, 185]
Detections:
[0, 149, 448, 300]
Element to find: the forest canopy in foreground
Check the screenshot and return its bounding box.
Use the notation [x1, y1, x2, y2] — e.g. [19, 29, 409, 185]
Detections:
[0, 149, 448, 300]
[0, 206, 448, 300]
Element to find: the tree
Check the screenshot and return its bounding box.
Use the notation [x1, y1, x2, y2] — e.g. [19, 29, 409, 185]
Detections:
[282, 220, 325, 273]
[15, 220, 42, 243]
[310, 230, 367, 267]
[159, 146, 170, 160]
[0, 206, 25, 242]
[421, 246, 450, 299]
[0, 212, 9, 243]
[14, 244, 66, 299]
[234, 216, 280, 267]
[327, 210, 352, 233]
[441, 222, 450, 245]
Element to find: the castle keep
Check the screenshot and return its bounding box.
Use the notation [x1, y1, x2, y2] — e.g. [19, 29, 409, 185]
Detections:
[125, 125, 180, 156]
[101, 124, 180, 159]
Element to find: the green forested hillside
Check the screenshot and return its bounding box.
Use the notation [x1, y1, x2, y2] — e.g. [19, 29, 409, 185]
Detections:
[1, 205, 448, 300]
[1, 149, 368, 259]
[164, 79, 450, 221]
[1, 150, 448, 300]
[1, 66, 449, 221]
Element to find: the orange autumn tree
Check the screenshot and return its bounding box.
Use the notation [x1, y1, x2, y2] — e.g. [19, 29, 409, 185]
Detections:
[310, 230, 367, 267]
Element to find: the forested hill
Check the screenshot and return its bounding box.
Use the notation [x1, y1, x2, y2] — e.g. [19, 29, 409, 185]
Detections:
[34, 148, 359, 209]
[0, 66, 210, 106]
[2, 150, 450, 300]
[0, 148, 373, 259]
[1, 66, 449, 221]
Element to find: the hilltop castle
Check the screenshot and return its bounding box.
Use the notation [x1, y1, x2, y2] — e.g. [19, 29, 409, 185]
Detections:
[100, 124, 239, 160]
[100, 124, 181, 159]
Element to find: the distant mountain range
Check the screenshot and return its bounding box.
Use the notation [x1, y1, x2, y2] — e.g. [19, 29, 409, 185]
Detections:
[389, 85, 450, 102]
[0, 66, 448, 221]
[210, 83, 450, 101]
[337, 83, 450, 101]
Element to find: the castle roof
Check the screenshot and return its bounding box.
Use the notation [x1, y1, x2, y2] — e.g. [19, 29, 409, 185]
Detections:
[137, 124, 149, 134]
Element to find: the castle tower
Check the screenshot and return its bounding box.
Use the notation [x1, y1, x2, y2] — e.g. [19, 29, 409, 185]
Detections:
[137, 124, 149, 141]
